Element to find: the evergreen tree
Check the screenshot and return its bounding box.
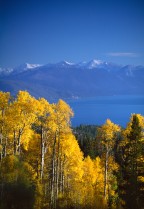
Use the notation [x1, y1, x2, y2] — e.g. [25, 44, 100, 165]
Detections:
[120, 114, 144, 209]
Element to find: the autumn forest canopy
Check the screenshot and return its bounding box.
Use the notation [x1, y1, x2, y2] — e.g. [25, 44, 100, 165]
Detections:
[0, 90, 144, 209]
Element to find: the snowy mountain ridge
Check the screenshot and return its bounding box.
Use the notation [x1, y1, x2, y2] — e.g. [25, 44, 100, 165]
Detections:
[0, 59, 144, 100]
[0, 59, 134, 76]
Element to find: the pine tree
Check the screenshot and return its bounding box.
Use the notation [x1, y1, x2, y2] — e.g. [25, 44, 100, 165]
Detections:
[120, 114, 144, 209]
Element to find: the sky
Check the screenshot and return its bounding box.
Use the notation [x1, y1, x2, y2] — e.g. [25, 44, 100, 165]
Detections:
[0, 0, 144, 68]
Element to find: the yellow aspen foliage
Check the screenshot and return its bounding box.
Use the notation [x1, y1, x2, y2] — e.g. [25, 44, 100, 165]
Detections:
[51, 99, 73, 131]
[98, 119, 120, 207]
[0, 91, 11, 159]
[6, 91, 39, 155]
[62, 133, 83, 179]
[100, 119, 121, 146]
[2, 90, 138, 209]
[60, 133, 84, 206]
[93, 157, 104, 196]
[37, 97, 53, 123]
[0, 91, 10, 111]
[82, 156, 95, 206]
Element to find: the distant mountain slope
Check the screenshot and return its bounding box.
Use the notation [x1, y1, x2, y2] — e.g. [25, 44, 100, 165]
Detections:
[0, 60, 144, 100]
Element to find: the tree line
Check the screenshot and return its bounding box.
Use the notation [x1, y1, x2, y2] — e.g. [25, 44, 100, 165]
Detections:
[0, 90, 143, 209]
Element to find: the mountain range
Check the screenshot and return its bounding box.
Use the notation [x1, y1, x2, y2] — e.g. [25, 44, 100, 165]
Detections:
[0, 59, 144, 100]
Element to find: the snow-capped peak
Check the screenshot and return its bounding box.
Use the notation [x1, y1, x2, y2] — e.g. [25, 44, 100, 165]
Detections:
[84, 59, 104, 69]
[55, 60, 76, 68]
[63, 61, 75, 65]
[19, 63, 41, 70]
[25, 63, 41, 69]
[57, 60, 75, 66]
[90, 59, 103, 65]
[13, 63, 42, 73]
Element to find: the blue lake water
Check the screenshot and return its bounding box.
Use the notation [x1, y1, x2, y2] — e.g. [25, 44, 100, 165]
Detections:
[66, 95, 144, 127]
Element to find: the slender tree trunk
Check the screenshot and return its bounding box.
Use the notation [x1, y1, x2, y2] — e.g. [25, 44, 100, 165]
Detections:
[40, 126, 45, 180]
[59, 157, 63, 193]
[56, 131, 60, 198]
[41, 141, 45, 180]
[51, 131, 57, 209]
[13, 130, 17, 155]
[104, 146, 109, 200]
[17, 130, 22, 155]
[62, 156, 66, 194]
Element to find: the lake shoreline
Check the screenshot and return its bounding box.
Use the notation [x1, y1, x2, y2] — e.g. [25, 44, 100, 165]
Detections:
[66, 95, 144, 127]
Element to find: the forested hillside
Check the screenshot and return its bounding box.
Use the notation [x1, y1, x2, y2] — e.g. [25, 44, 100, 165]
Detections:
[0, 91, 143, 209]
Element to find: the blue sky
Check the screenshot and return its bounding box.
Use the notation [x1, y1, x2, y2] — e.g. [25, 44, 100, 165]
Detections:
[0, 0, 144, 67]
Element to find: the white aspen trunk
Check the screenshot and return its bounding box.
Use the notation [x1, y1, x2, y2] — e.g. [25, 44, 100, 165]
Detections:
[59, 159, 63, 193]
[104, 146, 109, 199]
[56, 131, 60, 198]
[62, 155, 66, 194]
[51, 131, 57, 209]
[40, 126, 44, 179]
[41, 141, 45, 180]
[62, 170, 65, 194]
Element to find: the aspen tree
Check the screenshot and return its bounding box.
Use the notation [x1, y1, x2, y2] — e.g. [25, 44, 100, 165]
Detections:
[83, 156, 95, 207]
[61, 133, 83, 208]
[98, 119, 120, 205]
[7, 91, 38, 155]
[0, 91, 10, 160]
[36, 98, 52, 180]
[48, 99, 74, 208]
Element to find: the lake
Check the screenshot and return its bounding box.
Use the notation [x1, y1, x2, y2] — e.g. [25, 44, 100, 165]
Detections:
[66, 95, 144, 127]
